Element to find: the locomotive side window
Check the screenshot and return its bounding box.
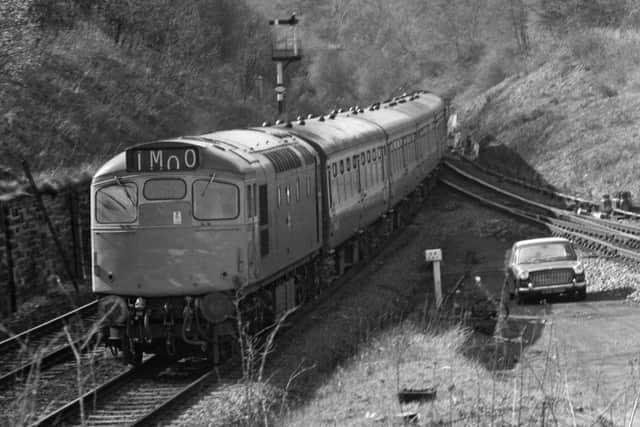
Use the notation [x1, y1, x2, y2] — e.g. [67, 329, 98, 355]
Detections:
[259, 185, 268, 226]
[96, 182, 138, 224]
[143, 178, 186, 200]
[192, 180, 239, 220]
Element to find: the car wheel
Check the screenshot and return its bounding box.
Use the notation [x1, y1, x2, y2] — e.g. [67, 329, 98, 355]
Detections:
[576, 288, 587, 301]
[515, 289, 526, 305]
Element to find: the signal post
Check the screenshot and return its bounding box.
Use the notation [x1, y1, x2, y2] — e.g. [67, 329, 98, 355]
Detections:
[269, 13, 302, 116]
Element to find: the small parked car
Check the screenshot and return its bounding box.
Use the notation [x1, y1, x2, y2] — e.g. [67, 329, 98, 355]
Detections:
[505, 237, 587, 303]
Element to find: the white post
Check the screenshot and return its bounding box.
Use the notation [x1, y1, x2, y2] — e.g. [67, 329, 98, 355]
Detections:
[425, 249, 443, 309]
[433, 260, 442, 308]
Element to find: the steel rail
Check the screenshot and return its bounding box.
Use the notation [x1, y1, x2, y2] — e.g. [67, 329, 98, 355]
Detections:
[0, 300, 101, 388]
[130, 369, 218, 426]
[442, 161, 640, 253]
[449, 156, 640, 220]
[31, 357, 155, 426]
[0, 299, 99, 349]
[440, 178, 640, 262]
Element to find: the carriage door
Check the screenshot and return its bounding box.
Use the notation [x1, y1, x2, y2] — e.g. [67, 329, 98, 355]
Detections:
[259, 185, 269, 256]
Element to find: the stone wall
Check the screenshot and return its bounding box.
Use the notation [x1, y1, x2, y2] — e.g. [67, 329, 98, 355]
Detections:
[0, 181, 91, 316]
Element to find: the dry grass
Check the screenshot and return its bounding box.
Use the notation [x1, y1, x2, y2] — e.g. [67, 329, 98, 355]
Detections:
[457, 25, 640, 199]
[279, 314, 640, 426]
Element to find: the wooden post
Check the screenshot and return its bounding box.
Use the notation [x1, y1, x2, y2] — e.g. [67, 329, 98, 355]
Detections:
[0, 203, 16, 313]
[425, 249, 443, 309]
[67, 191, 81, 279]
[22, 160, 79, 293]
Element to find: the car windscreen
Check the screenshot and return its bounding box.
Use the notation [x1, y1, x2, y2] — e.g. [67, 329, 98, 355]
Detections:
[96, 182, 138, 223]
[515, 242, 577, 264]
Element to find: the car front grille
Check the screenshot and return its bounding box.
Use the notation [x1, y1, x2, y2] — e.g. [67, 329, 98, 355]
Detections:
[530, 269, 574, 287]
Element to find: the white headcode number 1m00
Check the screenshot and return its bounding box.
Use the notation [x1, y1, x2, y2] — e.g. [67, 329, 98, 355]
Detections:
[126, 147, 199, 172]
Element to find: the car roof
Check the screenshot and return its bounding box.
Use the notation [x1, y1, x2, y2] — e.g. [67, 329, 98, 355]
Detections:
[514, 237, 571, 248]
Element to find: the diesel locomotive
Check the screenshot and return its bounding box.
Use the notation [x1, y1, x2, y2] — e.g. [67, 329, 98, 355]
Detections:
[92, 91, 447, 364]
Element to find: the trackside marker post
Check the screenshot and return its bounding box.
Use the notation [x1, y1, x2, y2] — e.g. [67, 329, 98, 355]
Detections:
[424, 249, 443, 309]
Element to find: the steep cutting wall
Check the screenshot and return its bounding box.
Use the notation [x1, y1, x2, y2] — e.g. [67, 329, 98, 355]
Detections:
[0, 182, 91, 316]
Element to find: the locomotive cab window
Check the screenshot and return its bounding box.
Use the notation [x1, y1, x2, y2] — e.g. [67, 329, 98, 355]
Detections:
[96, 182, 138, 224]
[192, 180, 239, 220]
[143, 178, 186, 200]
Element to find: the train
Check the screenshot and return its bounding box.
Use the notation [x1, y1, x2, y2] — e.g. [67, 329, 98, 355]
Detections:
[92, 90, 447, 364]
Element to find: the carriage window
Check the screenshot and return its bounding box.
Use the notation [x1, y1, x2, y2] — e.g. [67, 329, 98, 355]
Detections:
[306, 176, 311, 197]
[277, 185, 282, 207]
[361, 152, 365, 165]
[367, 151, 371, 163]
[353, 155, 358, 167]
[286, 185, 291, 204]
[96, 182, 138, 224]
[340, 160, 344, 174]
[143, 178, 185, 200]
[372, 150, 377, 161]
[296, 178, 301, 201]
[332, 163, 337, 177]
[346, 158, 351, 171]
[193, 180, 239, 220]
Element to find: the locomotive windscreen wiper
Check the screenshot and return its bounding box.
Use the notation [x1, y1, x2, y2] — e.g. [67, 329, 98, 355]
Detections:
[201, 171, 216, 197]
[115, 176, 135, 206]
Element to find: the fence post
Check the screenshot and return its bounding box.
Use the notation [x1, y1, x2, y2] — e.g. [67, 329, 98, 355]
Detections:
[22, 160, 79, 293]
[0, 202, 17, 313]
[67, 190, 81, 279]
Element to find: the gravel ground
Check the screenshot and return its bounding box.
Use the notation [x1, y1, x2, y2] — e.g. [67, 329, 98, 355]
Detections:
[580, 254, 640, 301]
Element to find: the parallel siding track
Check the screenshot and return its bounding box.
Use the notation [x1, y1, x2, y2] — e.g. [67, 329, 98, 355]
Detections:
[0, 300, 100, 388]
[441, 159, 640, 262]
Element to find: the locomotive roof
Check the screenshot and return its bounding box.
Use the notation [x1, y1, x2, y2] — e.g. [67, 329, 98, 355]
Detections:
[93, 130, 316, 180]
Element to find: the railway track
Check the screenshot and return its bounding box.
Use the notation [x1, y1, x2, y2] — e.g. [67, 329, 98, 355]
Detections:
[0, 300, 101, 389]
[449, 156, 640, 220]
[440, 161, 640, 262]
[32, 356, 233, 426]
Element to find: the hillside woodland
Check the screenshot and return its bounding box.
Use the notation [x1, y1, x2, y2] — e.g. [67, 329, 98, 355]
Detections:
[0, 0, 638, 198]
